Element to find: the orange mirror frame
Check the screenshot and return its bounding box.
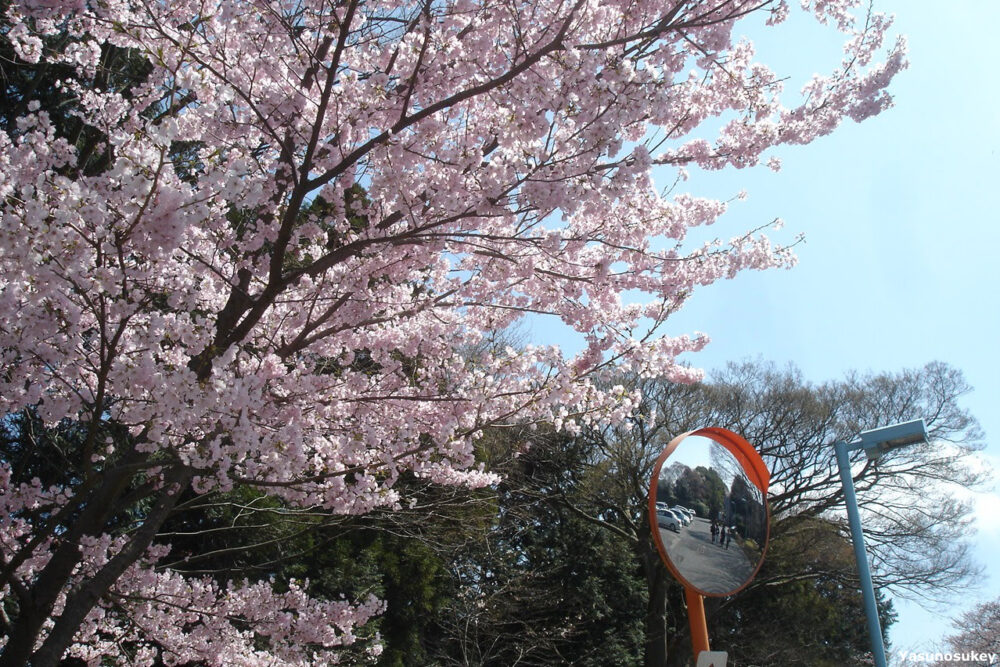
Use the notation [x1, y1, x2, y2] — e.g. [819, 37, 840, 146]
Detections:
[647, 426, 771, 598]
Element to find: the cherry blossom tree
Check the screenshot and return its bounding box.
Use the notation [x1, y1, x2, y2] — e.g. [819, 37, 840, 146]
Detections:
[0, 0, 906, 663]
[934, 598, 1000, 667]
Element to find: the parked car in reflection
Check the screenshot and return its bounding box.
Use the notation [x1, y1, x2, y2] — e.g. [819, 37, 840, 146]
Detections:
[656, 508, 685, 532]
[671, 506, 694, 524]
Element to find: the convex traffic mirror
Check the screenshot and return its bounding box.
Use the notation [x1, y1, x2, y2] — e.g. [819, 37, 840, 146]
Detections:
[648, 427, 770, 597]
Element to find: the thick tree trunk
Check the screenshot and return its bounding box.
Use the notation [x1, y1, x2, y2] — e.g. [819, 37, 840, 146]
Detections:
[642, 537, 670, 667]
[0, 458, 140, 667]
[0, 456, 188, 667]
[30, 466, 194, 667]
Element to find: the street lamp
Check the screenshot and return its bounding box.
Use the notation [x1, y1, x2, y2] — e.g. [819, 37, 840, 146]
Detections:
[834, 418, 929, 667]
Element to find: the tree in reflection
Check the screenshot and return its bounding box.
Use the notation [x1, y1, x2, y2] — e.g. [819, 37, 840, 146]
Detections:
[728, 475, 767, 545]
[661, 465, 728, 521]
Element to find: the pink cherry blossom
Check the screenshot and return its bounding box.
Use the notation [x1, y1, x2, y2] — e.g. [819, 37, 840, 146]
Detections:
[0, 0, 905, 663]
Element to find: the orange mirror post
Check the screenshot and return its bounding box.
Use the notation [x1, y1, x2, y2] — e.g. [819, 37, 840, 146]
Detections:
[685, 586, 710, 659]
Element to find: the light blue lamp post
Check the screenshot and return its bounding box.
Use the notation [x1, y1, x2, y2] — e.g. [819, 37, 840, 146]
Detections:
[834, 418, 929, 667]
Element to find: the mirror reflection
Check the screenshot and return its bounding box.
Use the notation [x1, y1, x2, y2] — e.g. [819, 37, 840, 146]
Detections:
[653, 436, 767, 596]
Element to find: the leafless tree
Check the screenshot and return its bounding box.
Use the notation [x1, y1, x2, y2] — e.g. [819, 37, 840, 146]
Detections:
[569, 359, 985, 664]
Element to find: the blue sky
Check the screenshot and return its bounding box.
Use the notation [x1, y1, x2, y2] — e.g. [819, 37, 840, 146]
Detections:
[534, 0, 999, 657]
[667, 0, 1000, 657]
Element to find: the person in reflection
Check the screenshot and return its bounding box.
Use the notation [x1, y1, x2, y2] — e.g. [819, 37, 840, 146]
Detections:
[718, 525, 726, 547]
[725, 529, 732, 550]
[710, 520, 718, 543]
